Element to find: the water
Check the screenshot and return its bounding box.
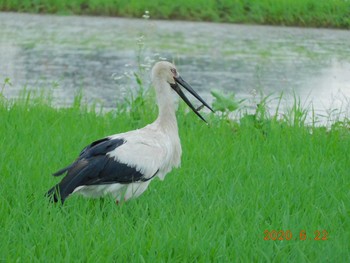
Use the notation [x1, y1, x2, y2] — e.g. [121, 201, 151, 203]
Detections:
[1, 12, 350, 121]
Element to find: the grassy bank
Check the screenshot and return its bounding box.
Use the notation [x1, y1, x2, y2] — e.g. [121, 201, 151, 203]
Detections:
[0, 89, 349, 261]
[0, 0, 350, 28]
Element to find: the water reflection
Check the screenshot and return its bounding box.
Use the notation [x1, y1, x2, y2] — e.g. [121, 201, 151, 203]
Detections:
[0, 12, 349, 121]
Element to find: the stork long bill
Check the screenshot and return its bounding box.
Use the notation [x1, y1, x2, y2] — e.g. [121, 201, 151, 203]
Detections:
[170, 76, 214, 123]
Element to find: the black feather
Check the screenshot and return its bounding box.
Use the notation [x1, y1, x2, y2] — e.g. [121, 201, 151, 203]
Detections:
[46, 137, 154, 204]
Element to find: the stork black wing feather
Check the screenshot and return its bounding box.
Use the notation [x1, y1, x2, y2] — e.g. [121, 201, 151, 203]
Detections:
[47, 137, 148, 203]
[52, 137, 114, 176]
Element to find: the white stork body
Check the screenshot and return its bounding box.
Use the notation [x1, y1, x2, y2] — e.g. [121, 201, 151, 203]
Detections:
[73, 119, 181, 201]
[47, 61, 212, 204]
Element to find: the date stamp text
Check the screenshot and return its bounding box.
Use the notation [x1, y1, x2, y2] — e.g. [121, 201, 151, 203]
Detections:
[263, 230, 328, 241]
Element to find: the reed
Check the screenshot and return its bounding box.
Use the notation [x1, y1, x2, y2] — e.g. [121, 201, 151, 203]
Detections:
[0, 0, 349, 28]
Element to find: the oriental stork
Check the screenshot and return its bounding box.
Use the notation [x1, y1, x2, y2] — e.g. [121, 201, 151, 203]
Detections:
[47, 61, 213, 204]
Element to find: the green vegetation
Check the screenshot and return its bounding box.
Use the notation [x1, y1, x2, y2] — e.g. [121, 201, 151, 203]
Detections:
[1, 85, 349, 261]
[0, 0, 350, 28]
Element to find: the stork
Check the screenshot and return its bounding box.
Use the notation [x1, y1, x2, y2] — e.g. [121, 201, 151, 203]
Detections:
[47, 61, 213, 204]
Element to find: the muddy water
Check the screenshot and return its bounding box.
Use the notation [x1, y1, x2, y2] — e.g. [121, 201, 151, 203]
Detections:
[1, 12, 349, 121]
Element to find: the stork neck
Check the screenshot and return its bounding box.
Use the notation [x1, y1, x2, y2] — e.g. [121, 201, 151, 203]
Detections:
[158, 102, 178, 125]
[154, 80, 179, 132]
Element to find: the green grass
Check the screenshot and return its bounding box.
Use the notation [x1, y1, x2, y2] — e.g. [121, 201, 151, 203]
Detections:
[0, 0, 350, 28]
[0, 89, 349, 262]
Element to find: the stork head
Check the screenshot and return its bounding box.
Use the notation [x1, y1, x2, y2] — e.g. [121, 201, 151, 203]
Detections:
[151, 61, 214, 122]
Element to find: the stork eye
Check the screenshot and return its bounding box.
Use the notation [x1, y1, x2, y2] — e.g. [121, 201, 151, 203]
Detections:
[170, 68, 177, 75]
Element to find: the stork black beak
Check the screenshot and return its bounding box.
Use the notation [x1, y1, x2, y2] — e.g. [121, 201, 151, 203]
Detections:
[170, 76, 214, 123]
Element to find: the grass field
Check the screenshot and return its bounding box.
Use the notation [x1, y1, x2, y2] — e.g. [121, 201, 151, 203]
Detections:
[0, 0, 350, 28]
[0, 86, 349, 261]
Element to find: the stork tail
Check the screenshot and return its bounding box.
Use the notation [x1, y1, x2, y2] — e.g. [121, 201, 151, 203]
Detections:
[46, 185, 64, 203]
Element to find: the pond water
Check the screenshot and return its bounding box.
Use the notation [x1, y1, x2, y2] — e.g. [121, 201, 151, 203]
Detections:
[1, 12, 350, 122]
